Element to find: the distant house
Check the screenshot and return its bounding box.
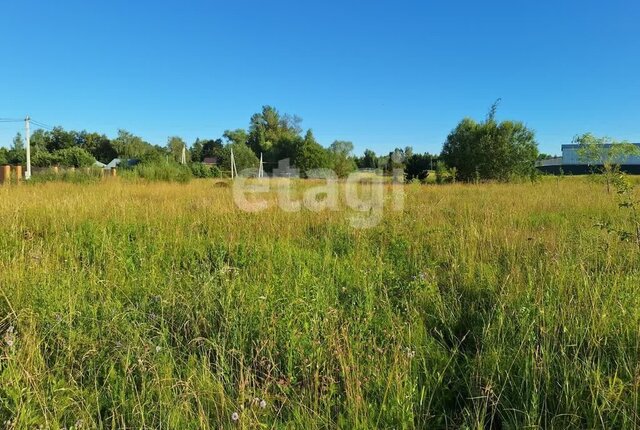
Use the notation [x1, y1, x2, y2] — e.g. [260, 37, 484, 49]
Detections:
[106, 158, 121, 169]
[537, 143, 640, 174]
[203, 157, 218, 166]
[97, 158, 140, 170]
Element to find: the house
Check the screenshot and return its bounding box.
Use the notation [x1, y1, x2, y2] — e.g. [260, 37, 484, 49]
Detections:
[92, 158, 141, 170]
[537, 143, 640, 174]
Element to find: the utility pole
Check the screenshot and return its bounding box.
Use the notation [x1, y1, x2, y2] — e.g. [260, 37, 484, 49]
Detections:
[181, 144, 186, 165]
[259, 153, 264, 178]
[230, 148, 236, 179]
[25, 116, 31, 180]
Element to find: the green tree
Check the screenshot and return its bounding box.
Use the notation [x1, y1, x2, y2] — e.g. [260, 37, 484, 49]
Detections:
[29, 129, 49, 153]
[329, 140, 357, 177]
[77, 131, 116, 163]
[405, 153, 436, 182]
[111, 130, 161, 161]
[167, 136, 188, 163]
[46, 127, 76, 152]
[223, 129, 249, 146]
[55, 147, 96, 168]
[576, 133, 640, 193]
[191, 139, 204, 163]
[201, 139, 224, 159]
[32, 150, 60, 167]
[384, 148, 408, 173]
[8, 132, 25, 164]
[441, 102, 538, 181]
[357, 149, 378, 169]
[435, 160, 448, 184]
[292, 130, 330, 177]
[0, 147, 8, 165]
[218, 143, 259, 173]
[247, 106, 303, 161]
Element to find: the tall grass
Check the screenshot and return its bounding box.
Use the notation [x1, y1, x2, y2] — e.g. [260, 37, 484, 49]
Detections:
[0, 177, 638, 428]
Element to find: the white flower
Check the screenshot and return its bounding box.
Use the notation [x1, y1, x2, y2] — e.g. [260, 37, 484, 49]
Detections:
[155, 345, 162, 353]
[231, 412, 239, 421]
[259, 399, 267, 409]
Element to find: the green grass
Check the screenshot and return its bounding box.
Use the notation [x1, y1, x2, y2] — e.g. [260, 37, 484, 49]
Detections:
[0, 177, 639, 428]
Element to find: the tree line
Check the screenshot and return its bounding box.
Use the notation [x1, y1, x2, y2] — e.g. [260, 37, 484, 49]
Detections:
[0, 103, 541, 181]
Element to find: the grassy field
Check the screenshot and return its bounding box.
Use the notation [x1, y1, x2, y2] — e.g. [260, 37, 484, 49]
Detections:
[0, 177, 639, 429]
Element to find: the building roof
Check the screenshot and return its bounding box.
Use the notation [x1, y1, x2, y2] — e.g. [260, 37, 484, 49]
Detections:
[562, 142, 640, 150]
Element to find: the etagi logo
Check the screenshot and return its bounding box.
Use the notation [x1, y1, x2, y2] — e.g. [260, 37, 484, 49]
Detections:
[232, 159, 405, 229]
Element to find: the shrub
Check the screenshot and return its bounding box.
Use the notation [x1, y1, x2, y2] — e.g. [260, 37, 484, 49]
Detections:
[32, 151, 61, 167]
[30, 167, 104, 184]
[190, 163, 222, 178]
[435, 161, 450, 184]
[125, 162, 192, 183]
[55, 147, 96, 168]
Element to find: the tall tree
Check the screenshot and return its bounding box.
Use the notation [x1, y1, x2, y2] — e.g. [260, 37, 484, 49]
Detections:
[201, 139, 224, 159]
[384, 148, 408, 173]
[357, 149, 379, 169]
[405, 153, 437, 182]
[441, 103, 538, 181]
[111, 130, 162, 161]
[218, 143, 259, 172]
[167, 136, 187, 163]
[329, 140, 357, 177]
[293, 130, 330, 176]
[46, 127, 76, 152]
[223, 129, 249, 146]
[247, 106, 303, 159]
[191, 138, 204, 163]
[8, 132, 25, 164]
[77, 131, 116, 163]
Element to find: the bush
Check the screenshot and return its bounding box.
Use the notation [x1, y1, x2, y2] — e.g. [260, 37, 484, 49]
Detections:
[32, 151, 61, 167]
[30, 167, 104, 184]
[124, 162, 192, 183]
[190, 163, 222, 178]
[441, 102, 538, 182]
[435, 161, 450, 184]
[55, 147, 96, 168]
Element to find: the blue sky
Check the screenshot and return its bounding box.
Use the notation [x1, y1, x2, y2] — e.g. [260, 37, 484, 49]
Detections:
[1, 0, 639, 156]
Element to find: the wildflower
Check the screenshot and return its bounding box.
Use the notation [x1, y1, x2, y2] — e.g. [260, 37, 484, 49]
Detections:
[155, 345, 162, 353]
[231, 412, 239, 421]
[259, 399, 267, 409]
[405, 347, 416, 359]
[4, 326, 16, 348]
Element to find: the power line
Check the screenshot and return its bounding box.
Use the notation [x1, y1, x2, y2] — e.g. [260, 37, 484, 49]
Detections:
[0, 118, 23, 123]
[30, 119, 54, 130]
